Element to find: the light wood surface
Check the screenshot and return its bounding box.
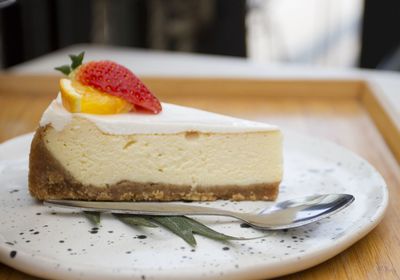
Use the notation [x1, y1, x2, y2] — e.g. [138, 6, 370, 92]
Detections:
[0, 75, 400, 279]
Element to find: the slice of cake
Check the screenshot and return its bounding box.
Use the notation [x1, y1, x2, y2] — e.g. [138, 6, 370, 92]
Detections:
[29, 53, 283, 201]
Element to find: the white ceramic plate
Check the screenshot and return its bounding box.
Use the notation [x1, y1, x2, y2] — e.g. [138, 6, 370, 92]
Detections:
[0, 132, 388, 280]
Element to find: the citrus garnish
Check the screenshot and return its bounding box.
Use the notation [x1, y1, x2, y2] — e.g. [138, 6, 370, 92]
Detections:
[55, 52, 161, 114]
[59, 79, 132, 114]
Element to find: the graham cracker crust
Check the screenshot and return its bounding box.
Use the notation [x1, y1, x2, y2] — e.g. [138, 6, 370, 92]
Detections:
[29, 127, 280, 201]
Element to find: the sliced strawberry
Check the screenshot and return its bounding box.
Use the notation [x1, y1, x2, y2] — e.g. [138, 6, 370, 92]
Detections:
[75, 61, 162, 114]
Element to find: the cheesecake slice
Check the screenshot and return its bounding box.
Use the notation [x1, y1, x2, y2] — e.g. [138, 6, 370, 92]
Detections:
[29, 99, 283, 201]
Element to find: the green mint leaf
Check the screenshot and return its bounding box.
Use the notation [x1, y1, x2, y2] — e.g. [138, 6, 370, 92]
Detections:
[54, 65, 71, 75]
[113, 214, 158, 228]
[183, 217, 245, 241]
[83, 211, 101, 226]
[151, 216, 197, 247]
[69, 51, 85, 70]
[80, 211, 267, 247]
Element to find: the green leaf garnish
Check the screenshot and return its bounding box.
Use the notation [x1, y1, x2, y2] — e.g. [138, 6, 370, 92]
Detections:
[81, 212, 263, 247]
[83, 211, 101, 226]
[183, 216, 245, 241]
[113, 213, 158, 228]
[69, 51, 85, 70]
[54, 51, 85, 75]
[54, 65, 71, 75]
[152, 216, 197, 247]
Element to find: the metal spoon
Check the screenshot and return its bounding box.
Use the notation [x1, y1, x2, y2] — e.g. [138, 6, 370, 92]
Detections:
[44, 193, 354, 230]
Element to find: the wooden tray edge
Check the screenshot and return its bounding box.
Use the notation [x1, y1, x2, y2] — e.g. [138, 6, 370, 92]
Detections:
[0, 74, 364, 98]
[361, 82, 400, 164]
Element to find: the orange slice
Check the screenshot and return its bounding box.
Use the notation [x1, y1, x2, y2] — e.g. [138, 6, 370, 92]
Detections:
[59, 79, 133, 114]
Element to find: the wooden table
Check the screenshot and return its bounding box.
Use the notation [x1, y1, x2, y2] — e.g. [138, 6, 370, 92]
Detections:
[0, 75, 400, 279]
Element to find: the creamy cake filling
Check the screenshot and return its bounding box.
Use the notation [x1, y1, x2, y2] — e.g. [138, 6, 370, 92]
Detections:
[42, 118, 282, 188]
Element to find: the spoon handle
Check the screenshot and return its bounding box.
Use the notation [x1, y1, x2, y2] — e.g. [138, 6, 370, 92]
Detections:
[44, 199, 239, 218]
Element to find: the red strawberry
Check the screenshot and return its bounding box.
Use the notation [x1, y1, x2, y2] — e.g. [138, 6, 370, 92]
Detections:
[75, 61, 162, 114]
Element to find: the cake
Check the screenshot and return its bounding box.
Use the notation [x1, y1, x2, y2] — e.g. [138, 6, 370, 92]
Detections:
[28, 53, 283, 201]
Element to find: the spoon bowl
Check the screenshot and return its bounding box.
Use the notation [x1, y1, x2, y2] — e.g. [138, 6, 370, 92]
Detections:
[249, 193, 355, 229]
[45, 193, 355, 230]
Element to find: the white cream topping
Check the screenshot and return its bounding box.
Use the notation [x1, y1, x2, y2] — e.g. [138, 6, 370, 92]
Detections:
[40, 96, 278, 134]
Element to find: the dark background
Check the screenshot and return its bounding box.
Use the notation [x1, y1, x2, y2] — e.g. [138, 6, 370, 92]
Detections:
[0, 0, 246, 68]
[0, 0, 399, 70]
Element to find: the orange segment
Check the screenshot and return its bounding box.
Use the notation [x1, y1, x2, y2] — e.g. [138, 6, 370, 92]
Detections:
[59, 79, 133, 114]
[59, 79, 82, 112]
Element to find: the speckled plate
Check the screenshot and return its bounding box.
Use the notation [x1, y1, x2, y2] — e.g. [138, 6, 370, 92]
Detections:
[0, 132, 388, 280]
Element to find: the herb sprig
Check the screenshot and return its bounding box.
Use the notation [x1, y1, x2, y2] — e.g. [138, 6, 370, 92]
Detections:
[83, 212, 252, 247]
[55, 51, 85, 75]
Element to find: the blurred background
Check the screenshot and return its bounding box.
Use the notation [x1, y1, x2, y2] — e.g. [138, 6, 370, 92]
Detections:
[0, 0, 399, 71]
